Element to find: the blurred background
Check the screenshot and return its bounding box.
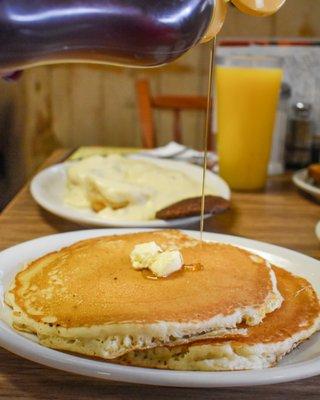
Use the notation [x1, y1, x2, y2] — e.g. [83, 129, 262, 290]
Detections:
[0, 0, 319, 208]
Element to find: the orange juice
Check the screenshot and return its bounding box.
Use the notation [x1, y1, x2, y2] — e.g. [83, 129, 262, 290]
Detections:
[216, 65, 283, 190]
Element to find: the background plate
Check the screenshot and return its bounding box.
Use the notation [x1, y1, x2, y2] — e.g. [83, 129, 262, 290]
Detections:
[0, 229, 319, 387]
[316, 221, 320, 242]
[30, 156, 231, 228]
[292, 169, 320, 201]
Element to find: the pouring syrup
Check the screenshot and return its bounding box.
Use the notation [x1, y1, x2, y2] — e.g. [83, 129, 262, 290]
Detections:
[200, 38, 216, 240]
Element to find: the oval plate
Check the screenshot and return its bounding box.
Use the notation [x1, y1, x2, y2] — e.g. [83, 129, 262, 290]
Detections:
[0, 228, 319, 387]
[292, 169, 320, 202]
[30, 156, 231, 228]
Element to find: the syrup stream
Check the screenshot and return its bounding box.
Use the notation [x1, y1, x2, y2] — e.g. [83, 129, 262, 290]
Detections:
[200, 38, 216, 240]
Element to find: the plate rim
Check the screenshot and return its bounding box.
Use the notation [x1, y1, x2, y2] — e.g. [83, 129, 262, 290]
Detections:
[30, 156, 231, 228]
[316, 221, 320, 242]
[0, 228, 320, 388]
[292, 168, 320, 198]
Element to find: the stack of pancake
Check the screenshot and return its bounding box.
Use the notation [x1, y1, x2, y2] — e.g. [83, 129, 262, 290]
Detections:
[5, 230, 320, 371]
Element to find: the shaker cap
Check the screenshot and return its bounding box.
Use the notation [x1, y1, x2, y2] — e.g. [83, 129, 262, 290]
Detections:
[292, 102, 312, 118]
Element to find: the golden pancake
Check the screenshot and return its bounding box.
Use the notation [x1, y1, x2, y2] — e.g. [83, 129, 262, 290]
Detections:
[6, 230, 282, 359]
[120, 267, 320, 370]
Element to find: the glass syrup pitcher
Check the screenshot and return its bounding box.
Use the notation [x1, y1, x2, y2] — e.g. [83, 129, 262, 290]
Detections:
[0, 0, 286, 73]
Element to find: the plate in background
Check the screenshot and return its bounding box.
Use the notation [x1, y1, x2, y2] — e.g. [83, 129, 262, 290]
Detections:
[30, 156, 231, 228]
[0, 228, 319, 387]
[316, 221, 320, 242]
[292, 169, 320, 201]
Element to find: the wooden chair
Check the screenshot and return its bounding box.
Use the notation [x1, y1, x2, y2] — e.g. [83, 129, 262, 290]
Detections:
[135, 79, 212, 149]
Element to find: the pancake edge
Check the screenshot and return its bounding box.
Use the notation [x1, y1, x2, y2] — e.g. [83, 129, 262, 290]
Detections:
[5, 264, 282, 359]
[118, 316, 320, 370]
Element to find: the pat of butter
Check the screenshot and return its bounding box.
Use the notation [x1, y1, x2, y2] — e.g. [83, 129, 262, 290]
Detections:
[149, 250, 183, 278]
[130, 241, 162, 270]
[130, 241, 183, 277]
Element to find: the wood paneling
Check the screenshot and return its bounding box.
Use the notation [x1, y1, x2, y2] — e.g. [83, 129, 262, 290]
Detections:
[274, 0, 320, 37]
[1, 0, 319, 177]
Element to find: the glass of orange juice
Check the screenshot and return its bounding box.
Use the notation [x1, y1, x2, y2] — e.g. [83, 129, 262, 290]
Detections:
[216, 55, 283, 191]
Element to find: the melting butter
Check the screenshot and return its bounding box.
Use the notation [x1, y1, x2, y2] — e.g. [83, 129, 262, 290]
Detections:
[130, 241, 183, 278]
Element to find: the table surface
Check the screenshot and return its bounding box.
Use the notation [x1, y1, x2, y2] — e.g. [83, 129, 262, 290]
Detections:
[0, 149, 319, 399]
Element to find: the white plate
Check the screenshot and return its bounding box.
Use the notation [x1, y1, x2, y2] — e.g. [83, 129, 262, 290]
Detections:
[30, 156, 231, 228]
[0, 228, 319, 387]
[292, 169, 320, 201]
[316, 221, 320, 242]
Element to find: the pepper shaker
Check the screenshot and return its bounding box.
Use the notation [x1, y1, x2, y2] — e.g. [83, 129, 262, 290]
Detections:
[285, 102, 315, 170]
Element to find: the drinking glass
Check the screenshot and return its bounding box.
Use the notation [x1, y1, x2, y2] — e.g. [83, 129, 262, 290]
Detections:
[216, 55, 283, 190]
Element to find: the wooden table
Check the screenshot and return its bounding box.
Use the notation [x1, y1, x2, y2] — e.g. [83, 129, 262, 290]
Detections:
[0, 149, 319, 399]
